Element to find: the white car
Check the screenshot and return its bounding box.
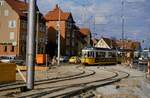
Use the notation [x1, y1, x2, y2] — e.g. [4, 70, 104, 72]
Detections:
[0, 56, 15, 63]
[138, 57, 148, 65]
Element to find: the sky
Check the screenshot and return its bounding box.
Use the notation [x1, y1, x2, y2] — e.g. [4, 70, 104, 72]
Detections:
[36, 0, 150, 48]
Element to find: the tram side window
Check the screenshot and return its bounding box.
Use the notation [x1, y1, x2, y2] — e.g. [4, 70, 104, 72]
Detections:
[112, 52, 116, 57]
[97, 52, 105, 58]
[88, 52, 90, 57]
[101, 52, 105, 58]
[108, 52, 116, 57]
[108, 52, 112, 57]
[96, 52, 98, 57]
[92, 52, 94, 57]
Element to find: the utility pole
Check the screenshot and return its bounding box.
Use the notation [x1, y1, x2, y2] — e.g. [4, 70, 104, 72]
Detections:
[121, 0, 125, 49]
[26, 0, 36, 90]
[57, 5, 61, 65]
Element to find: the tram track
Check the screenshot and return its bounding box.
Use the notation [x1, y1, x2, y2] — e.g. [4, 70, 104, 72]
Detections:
[60, 67, 130, 98]
[0, 65, 129, 98]
[0, 65, 95, 96]
[0, 65, 87, 91]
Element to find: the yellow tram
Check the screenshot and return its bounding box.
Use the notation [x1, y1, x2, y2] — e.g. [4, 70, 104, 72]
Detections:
[80, 47, 121, 65]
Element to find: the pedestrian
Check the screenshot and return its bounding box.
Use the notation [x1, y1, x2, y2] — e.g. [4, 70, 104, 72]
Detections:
[48, 57, 52, 69]
[146, 58, 150, 79]
[52, 56, 57, 66]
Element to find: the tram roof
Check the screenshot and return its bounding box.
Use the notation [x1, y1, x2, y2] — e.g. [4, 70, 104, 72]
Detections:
[82, 47, 115, 51]
[82, 47, 133, 52]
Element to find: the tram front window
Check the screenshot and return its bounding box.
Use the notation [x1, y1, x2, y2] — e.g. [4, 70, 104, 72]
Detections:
[82, 51, 94, 58]
[82, 52, 88, 57]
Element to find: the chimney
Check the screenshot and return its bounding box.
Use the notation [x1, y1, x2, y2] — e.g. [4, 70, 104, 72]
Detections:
[24, 0, 27, 3]
[56, 4, 59, 9]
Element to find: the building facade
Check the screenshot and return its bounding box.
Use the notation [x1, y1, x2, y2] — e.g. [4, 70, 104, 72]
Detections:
[79, 28, 92, 47]
[45, 5, 77, 57]
[0, 0, 46, 59]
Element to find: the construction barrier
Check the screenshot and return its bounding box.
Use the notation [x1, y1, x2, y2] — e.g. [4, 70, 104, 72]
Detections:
[0, 63, 16, 83]
[36, 54, 46, 65]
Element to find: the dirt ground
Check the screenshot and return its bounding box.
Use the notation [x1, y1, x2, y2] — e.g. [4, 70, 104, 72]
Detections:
[95, 65, 148, 98]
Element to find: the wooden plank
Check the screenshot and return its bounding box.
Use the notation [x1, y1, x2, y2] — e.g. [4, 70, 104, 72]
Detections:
[0, 63, 16, 83]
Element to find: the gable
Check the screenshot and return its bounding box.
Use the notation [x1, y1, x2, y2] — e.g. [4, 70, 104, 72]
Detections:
[95, 39, 111, 49]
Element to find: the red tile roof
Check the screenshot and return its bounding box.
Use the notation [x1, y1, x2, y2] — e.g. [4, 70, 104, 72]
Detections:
[116, 40, 141, 50]
[92, 38, 98, 45]
[6, 0, 28, 17]
[80, 28, 91, 36]
[45, 5, 74, 22]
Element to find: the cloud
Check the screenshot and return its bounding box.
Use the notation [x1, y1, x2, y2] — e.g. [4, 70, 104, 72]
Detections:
[94, 16, 108, 24]
[37, 0, 150, 47]
[126, 0, 145, 2]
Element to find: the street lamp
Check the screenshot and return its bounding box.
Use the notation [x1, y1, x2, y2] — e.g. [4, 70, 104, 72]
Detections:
[57, 5, 61, 65]
[121, 0, 125, 49]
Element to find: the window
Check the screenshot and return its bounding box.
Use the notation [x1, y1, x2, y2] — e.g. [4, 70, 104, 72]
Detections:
[10, 32, 14, 40]
[0, 0, 4, 6]
[66, 32, 70, 37]
[72, 32, 75, 38]
[56, 21, 60, 30]
[72, 40, 75, 46]
[67, 22, 72, 29]
[39, 23, 45, 32]
[22, 20, 27, 29]
[8, 20, 16, 28]
[4, 46, 7, 52]
[4, 10, 9, 16]
[11, 46, 14, 52]
[97, 52, 105, 58]
[66, 38, 70, 45]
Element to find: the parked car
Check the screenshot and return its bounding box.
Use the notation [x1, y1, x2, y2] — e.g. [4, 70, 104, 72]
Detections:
[138, 57, 148, 65]
[0, 56, 15, 63]
[59, 56, 69, 62]
[13, 59, 25, 65]
[69, 56, 81, 64]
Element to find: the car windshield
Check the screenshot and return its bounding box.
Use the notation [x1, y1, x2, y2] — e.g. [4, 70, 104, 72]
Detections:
[1, 56, 11, 59]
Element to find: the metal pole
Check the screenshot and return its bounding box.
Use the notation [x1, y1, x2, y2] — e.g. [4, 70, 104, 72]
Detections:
[26, 0, 36, 90]
[36, 11, 39, 55]
[121, 0, 125, 49]
[57, 5, 61, 65]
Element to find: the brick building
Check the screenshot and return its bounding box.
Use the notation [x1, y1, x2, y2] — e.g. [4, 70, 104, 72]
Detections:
[0, 0, 46, 59]
[79, 28, 92, 47]
[45, 5, 78, 57]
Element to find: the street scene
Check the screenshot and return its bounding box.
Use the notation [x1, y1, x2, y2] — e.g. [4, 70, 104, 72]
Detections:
[0, 0, 150, 98]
